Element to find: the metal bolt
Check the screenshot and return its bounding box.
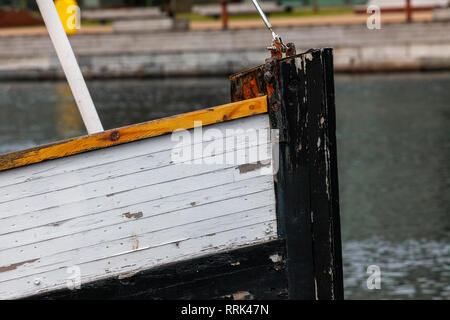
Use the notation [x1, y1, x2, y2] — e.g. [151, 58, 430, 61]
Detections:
[286, 43, 296, 57]
[264, 58, 276, 71]
[264, 71, 273, 83]
[110, 131, 120, 142]
[271, 100, 281, 112]
[34, 278, 41, 285]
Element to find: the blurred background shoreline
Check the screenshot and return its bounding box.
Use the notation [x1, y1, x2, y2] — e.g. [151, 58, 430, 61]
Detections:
[1, 0, 450, 79]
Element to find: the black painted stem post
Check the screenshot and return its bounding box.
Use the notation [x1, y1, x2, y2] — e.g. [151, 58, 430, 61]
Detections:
[276, 49, 343, 299]
[231, 48, 344, 300]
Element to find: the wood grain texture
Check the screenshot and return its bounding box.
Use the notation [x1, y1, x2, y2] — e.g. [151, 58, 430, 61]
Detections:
[0, 96, 267, 172]
[0, 114, 277, 299]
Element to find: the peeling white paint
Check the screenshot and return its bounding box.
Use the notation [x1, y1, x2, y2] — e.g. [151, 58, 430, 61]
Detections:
[269, 253, 282, 263]
[295, 57, 303, 71]
[0, 115, 278, 299]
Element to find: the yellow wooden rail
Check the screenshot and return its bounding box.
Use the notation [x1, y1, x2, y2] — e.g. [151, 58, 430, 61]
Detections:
[0, 96, 268, 172]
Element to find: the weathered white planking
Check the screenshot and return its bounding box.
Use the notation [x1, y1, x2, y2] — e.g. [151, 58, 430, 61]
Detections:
[0, 188, 275, 280]
[0, 142, 271, 221]
[1, 221, 276, 299]
[0, 172, 272, 248]
[0, 115, 277, 299]
[0, 115, 269, 189]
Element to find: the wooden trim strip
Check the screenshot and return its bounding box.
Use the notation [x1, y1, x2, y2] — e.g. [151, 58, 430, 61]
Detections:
[0, 96, 267, 172]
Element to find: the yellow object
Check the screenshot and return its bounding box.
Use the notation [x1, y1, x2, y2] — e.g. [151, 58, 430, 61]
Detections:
[55, 0, 80, 35]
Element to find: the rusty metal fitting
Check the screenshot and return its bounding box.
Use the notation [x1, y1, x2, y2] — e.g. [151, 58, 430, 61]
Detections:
[286, 43, 296, 57]
[264, 57, 276, 71]
[271, 100, 281, 112]
[267, 40, 295, 60]
[269, 40, 283, 59]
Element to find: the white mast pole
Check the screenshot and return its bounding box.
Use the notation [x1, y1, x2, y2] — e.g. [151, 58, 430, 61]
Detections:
[36, 0, 103, 134]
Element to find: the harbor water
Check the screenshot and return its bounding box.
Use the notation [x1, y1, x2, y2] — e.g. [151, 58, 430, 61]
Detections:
[0, 73, 449, 299]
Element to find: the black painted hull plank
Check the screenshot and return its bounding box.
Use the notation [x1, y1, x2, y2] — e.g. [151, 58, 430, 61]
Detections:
[28, 240, 288, 300]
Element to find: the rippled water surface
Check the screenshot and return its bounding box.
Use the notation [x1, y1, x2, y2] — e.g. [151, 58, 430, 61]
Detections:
[0, 73, 449, 299]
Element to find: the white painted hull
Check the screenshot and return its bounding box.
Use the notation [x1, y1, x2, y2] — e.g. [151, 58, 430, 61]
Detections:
[0, 115, 277, 299]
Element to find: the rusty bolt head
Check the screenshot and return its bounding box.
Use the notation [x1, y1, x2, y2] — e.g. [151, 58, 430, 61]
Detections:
[286, 43, 296, 57]
[264, 58, 276, 71]
[110, 131, 120, 142]
[264, 71, 274, 83]
[271, 101, 281, 112]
